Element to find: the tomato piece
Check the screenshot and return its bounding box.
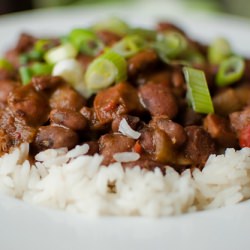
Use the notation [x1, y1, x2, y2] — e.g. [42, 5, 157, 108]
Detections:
[239, 125, 250, 148]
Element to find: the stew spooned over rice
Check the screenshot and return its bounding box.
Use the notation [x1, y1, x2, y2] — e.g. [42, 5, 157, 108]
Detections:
[0, 17, 250, 216]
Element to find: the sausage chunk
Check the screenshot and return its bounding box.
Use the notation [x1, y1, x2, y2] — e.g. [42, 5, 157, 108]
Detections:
[33, 126, 79, 151]
[50, 109, 87, 131]
[0, 109, 37, 150]
[8, 85, 49, 126]
[138, 82, 178, 118]
[94, 82, 143, 125]
[49, 85, 86, 111]
[183, 126, 216, 166]
[99, 133, 135, 165]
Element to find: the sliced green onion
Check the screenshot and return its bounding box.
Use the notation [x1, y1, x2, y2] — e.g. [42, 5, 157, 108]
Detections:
[30, 62, 52, 76]
[19, 67, 32, 85]
[216, 56, 245, 87]
[183, 66, 214, 114]
[0, 58, 13, 71]
[19, 63, 52, 85]
[128, 28, 156, 41]
[69, 29, 96, 49]
[44, 43, 77, 64]
[208, 37, 232, 65]
[92, 16, 129, 36]
[69, 28, 104, 56]
[154, 31, 188, 63]
[111, 35, 146, 58]
[19, 49, 43, 65]
[100, 50, 127, 81]
[34, 39, 50, 52]
[85, 51, 127, 91]
[85, 58, 117, 91]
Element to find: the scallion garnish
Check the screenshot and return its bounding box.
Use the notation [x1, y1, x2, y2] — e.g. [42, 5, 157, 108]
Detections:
[44, 43, 77, 64]
[92, 16, 129, 36]
[19, 67, 32, 85]
[69, 28, 103, 56]
[128, 28, 156, 41]
[111, 35, 146, 58]
[0, 58, 13, 71]
[216, 56, 245, 87]
[85, 51, 127, 92]
[154, 31, 188, 63]
[19, 49, 43, 65]
[183, 66, 214, 114]
[19, 63, 52, 85]
[30, 62, 52, 76]
[208, 37, 232, 65]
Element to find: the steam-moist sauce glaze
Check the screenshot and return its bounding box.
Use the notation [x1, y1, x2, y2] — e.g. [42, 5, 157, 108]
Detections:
[0, 19, 250, 173]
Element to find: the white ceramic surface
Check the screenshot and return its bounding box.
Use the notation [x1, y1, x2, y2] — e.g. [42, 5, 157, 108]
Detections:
[1, 4, 250, 250]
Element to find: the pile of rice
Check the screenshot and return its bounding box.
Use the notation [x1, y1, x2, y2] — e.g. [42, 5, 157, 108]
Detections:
[0, 143, 250, 217]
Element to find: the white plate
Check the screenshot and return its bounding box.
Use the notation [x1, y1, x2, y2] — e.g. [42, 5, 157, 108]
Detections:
[1, 4, 250, 250]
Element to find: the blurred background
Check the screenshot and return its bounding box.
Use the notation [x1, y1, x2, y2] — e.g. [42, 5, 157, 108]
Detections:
[0, 0, 249, 18]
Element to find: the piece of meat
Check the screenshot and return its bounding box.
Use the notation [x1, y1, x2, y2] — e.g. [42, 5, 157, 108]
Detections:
[149, 116, 187, 147]
[15, 33, 36, 53]
[99, 133, 136, 165]
[7, 85, 50, 126]
[138, 82, 178, 118]
[0, 80, 20, 105]
[183, 126, 216, 166]
[111, 114, 140, 132]
[33, 125, 79, 152]
[127, 49, 159, 77]
[32, 76, 64, 92]
[0, 109, 37, 149]
[5, 33, 36, 68]
[50, 109, 87, 131]
[203, 114, 238, 148]
[49, 85, 86, 111]
[94, 82, 144, 125]
[229, 107, 250, 134]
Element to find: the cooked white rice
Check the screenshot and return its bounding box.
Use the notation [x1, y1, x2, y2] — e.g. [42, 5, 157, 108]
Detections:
[0, 143, 250, 217]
